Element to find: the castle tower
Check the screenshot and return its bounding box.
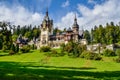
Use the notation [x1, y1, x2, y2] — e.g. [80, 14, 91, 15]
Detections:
[72, 14, 79, 42]
[40, 9, 53, 47]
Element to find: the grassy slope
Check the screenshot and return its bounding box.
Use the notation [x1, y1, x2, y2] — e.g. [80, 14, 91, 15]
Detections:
[0, 50, 120, 80]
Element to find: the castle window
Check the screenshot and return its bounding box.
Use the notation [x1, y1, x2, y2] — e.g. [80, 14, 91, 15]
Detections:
[42, 40, 46, 44]
[43, 28, 45, 31]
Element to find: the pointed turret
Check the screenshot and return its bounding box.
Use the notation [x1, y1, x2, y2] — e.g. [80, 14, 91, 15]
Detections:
[46, 8, 48, 16]
[73, 13, 79, 28]
[72, 14, 80, 42]
[72, 13, 79, 33]
[40, 9, 53, 47]
[44, 8, 49, 21]
[74, 13, 77, 23]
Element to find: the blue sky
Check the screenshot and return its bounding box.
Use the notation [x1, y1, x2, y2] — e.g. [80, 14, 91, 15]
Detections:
[0, 0, 105, 19]
[0, 0, 120, 30]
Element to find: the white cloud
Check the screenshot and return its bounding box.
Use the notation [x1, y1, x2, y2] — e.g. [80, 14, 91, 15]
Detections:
[0, 0, 120, 31]
[77, 0, 120, 30]
[88, 0, 97, 4]
[56, 0, 120, 30]
[62, 0, 70, 7]
[0, 3, 44, 26]
[55, 12, 75, 29]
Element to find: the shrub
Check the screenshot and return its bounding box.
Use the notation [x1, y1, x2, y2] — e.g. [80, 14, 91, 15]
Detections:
[44, 50, 58, 57]
[20, 45, 30, 53]
[0, 39, 3, 50]
[80, 51, 102, 60]
[80, 45, 87, 52]
[51, 50, 59, 57]
[8, 44, 19, 55]
[77, 45, 86, 55]
[9, 50, 15, 55]
[40, 46, 51, 52]
[60, 43, 65, 52]
[51, 50, 58, 54]
[45, 49, 65, 57]
[72, 46, 80, 57]
[114, 58, 120, 63]
[80, 51, 88, 58]
[59, 50, 65, 56]
[2, 45, 7, 52]
[116, 49, 120, 57]
[15, 44, 19, 53]
[64, 44, 73, 53]
[102, 49, 116, 57]
[60, 44, 66, 56]
[31, 44, 37, 50]
[93, 53, 102, 60]
[11, 44, 16, 52]
[64, 42, 87, 57]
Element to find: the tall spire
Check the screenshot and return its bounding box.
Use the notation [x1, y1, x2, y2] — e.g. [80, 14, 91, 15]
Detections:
[72, 13, 79, 28]
[74, 13, 78, 25]
[74, 13, 77, 22]
[46, 7, 48, 16]
[44, 7, 49, 21]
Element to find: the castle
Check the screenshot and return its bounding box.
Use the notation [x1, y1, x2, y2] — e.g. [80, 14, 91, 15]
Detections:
[39, 10, 87, 48]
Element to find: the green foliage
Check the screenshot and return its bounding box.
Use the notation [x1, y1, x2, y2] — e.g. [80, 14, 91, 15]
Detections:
[118, 41, 120, 44]
[64, 42, 86, 57]
[80, 51, 102, 60]
[33, 28, 40, 38]
[0, 22, 13, 50]
[51, 50, 58, 54]
[9, 50, 16, 55]
[2, 45, 8, 52]
[60, 43, 65, 51]
[116, 49, 120, 57]
[12, 35, 18, 42]
[60, 43, 66, 56]
[9, 44, 19, 55]
[10, 44, 16, 53]
[31, 44, 37, 50]
[20, 45, 30, 53]
[0, 33, 3, 50]
[40, 46, 51, 52]
[64, 44, 73, 53]
[50, 50, 59, 57]
[13, 25, 40, 41]
[59, 50, 65, 56]
[24, 31, 32, 39]
[84, 30, 91, 44]
[45, 49, 65, 57]
[103, 49, 116, 57]
[72, 46, 80, 57]
[78, 45, 87, 53]
[15, 44, 19, 53]
[53, 27, 62, 34]
[91, 22, 120, 44]
[0, 39, 3, 50]
[114, 58, 120, 63]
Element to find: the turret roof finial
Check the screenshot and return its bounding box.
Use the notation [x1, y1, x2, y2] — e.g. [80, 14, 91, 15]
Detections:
[74, 13, 77, 22]
[44, 7, 49, 21]
[72, 13, 79, 28]
[46, 7, 48, 16]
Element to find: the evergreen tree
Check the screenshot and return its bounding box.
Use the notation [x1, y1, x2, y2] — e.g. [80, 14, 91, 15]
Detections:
[15, 44, 19, 53]
[11, 44, 16, 52]
[84, 30, 91, 44]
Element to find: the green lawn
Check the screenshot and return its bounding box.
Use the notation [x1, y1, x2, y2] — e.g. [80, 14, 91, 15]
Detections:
[0, 50, 120, 80]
